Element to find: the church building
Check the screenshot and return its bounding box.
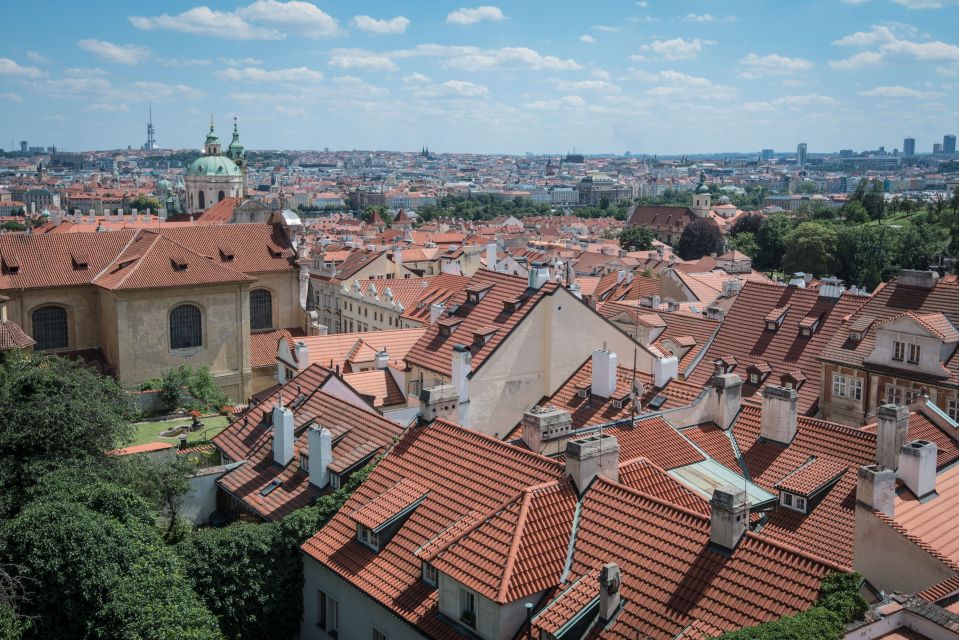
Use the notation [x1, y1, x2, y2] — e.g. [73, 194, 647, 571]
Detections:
[184, 117, 248, 214]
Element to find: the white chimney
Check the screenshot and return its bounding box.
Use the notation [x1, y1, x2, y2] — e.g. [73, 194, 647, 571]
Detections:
[760, 385, 798, 444]
[710, 486, 749, 552]
[653, 355, 678, 388]
[616, 270, 625, 284]
[429, 303, 445, 325]
[625, 271, 634, 284]
[294, 341, 309, 371]
[528, 263, 550, 290]
[598, 563, 622, 623]
[650, 294, 661, 309]
[451, 344, 471, 403]
[394, 249, 403, 266]
[899, 440, 937, 499]
[307, 425, 333, 488]
[419, 383, 459, 424]
[818, 277, 846, 300]
[375, 348, 389, 369]
[876, 404, 909, 470]
[565, 433, 620, 494]
[272, 398, 295, 466]
[591, 345, 618, 398]
[711, 373, 742, 430]
[857, 464, 896, 517]
[486, 242, 498, 270]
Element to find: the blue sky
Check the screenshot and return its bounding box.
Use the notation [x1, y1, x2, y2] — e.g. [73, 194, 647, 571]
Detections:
[1, 0, 958, 154]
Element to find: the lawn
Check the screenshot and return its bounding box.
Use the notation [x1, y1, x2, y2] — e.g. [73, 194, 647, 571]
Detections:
[129, 415, 230, 447]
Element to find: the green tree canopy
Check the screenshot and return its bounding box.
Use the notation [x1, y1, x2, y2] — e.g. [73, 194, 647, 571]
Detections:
[676, 218, 723, 260]
[619, 225, 654, 250]
[754, 214, 792, 271]
[783, 222, 839, 277]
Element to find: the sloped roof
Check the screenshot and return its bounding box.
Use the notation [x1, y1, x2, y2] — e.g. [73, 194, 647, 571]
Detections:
[627, 205, 695, 231]
[284, 328, 426, 372]
[342, 369, 406, 407]
[0, 320, 35, 351]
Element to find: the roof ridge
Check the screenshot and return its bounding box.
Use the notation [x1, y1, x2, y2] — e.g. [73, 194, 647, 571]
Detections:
[590, 474, 711, 524]
[497, 488, 535, 602]
[91, 228, 141, 282]
[158, 231, 255, 279]
[96, 229, 161, 289]
[431, 418, 566, 471]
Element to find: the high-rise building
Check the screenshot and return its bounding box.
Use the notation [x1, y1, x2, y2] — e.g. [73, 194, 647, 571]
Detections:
[934, 143, 944, 154]
[903, 137, 915, 156]
[944, 134, 957, 154]
[761, 148, 774, 161]
[142, 103, 156, 151]
[19, 141, 27, 153]
[797, 142, 807, 170]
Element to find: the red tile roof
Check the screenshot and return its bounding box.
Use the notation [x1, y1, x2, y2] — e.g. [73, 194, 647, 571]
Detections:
[250, 328, 305, 369]
[342, 369, 406, 407]
[351, 479, 430, 531]
[0, 320, 35, 350]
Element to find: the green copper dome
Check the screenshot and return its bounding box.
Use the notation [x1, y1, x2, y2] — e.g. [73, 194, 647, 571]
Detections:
[695, 170, 710, 194]
[186, 155, 241, 177]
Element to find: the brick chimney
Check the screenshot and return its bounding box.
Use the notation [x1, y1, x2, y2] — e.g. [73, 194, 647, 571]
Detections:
[419, 384, 458, 424]
[598, 563, 622, 623]
[591, 345, 618, 398]
[307, 425, 333, 488]
[451, 344, 471, 403]
[760, 385, 798, 444]
[899, 440, 937, 499]
[709, 486, 749, 552]
[565, 433, 620, 494]
[857, 464, 896, 517]
[711, 373, 743, 430]
[273, 396, 295, 466]
[876, 404, 909, 470]
[521, 405, 573, 454]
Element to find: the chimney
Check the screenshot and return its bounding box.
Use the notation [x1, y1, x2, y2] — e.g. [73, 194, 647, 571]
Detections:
[616, 270, 625, 284]
[429, 302, 445, 325]
[521, 405, 573, 453]
[818, 277, 845, 300]
[711, 373, 743, 430]
[598, 563, 622, 623]
[857, 464, 896, 517]
[418, 384, 459, 424]
[272, 398, 295, 466]
[528, 262, 550, 290]
[565, 433, 619, 494]
[759, 385, 798, 444]
[898, 269, 939, 290]
[876, 404, 909, 470]
[394, 249, 403, 266]
[706, 304, 726, 322]
[709, 486, 749, 552]
[899, 440, 937, 499]
[624, 271, 634, 284]
[650, 294, 661, 309]
[307, 425, 333, 488]
[451, 344, 471, 403]
[374, 348, 389, 369]
[591, 345, 618, 398]
[486, 242, 497, 269]
[653, 355, 678, 388]
[294, 341, 309, 371]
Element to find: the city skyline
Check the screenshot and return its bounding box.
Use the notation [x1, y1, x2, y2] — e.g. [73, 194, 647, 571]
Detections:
[1, 0, 959, 154]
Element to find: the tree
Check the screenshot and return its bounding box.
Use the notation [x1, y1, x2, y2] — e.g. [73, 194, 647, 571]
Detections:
[842, 201, 869, 225]
[619, 225, 654, 250]
[861, 180, 886, 220]
[129, 195, 161, 213]
[676, 218, 723, 260]
[729, 213, 765, 237]
[728, 232, 758, 258]
[0, 353, 134, 515]
[754, 214, 792, 271]
[782, 222, 838, 277]
[147, 365, 230, 413]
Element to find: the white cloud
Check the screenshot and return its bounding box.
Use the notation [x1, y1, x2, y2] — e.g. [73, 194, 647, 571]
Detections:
[525, 95, 587, 110]
[34, 77, 112, 96]
[738, 52, 813, 78]
[216, 66, 324, 83]
[443, 47, 581, 71]
[64, 67, 109, 76]
[157, 57, 212, 66]
[0, 58, 45, 78]
[352, 15, 410, 34]
[679, 13, 714, 22]
[832, 24, 897, 46]
[276, 104, 306, 117]
[858, 85, 942, 97]
[86, 102, 129, 112]
[555, 79, 621, 93]
[26, 51, 50, 63]
[78, 39, 151, 65]
[446, 6, 505, 25]
[634, 70, 736, 99]
[131, 82, 205, 100]
[403, 72, 432, 83]
[880, 38, 959, 60]
[219, 57, 264, 66]
[130, 6, 283, 40]
[440, 80, 489, 96]
[591, 25, 622, 32]
[330, 76, 389, 97]
[630, 15, 661, 23]
[828, 51, 884, 69]
[0, 92, 22, 102]
[739, 94, 838, 113]
[579, 35, 596, 44]
[634, 38, 714, 61]
[328, 48, 399, 71]
[238, 0, 340, 37]
[892, 0, 945, 8]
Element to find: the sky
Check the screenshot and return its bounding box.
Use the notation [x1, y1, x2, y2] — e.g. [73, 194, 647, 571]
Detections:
[1, 0, 958, 155]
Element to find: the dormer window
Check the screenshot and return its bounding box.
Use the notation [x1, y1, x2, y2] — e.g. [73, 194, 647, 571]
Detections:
[799, 313, 823, 337]
[422, 562, 438, 587]
[909, 343, 921, 364]
[1, 254, 20, 274]
[576, 384, 591, 399]
[765, 306, 788, 332]
[503, 298, 521, 313]
[780, 492, 807, 513]
[357, 524, 379, 551]
[893, 340, 905, 362]
[71, 253, 89, 270]
[171, 258, 188, 272]
[438, 317, 462, 337]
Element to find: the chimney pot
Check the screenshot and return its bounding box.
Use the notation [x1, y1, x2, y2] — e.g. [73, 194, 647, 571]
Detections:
[876, 404, 910, 470]
[451, 344, 471, 403]
[565, 433, 620, 494]
[857, 464, 896, 517]
[307, 425, 333, 488]
[591, 346, 618, 398]
[418, 384, 459, 424]
[711, 373, 743, 430]
[429, 302, 445, 325]
[710, 485, 749, 552]
[272, 402, 295, 466]
[760, 385, 798, 444]
[899, 440, 937, 499]
[598, 563, 622, 623]
[375, 348, 389, 370]
[521, 405, 573, 453]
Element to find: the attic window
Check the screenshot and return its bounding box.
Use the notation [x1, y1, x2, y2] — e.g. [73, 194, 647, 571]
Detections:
[357, 524, 379, 551]
[647, 394, 667, 410]
[799, 313, 823, 337]
[780, 492, 807, 514]
[472, 326, 498, 346]
[259, 479, 282, 497]
[576, 383, 592, 399]
[438, 318, 462, 337]
[503, 297, 522, 313]
[219, 246, 236, 262]
[422, 562, 438, 587]
[611, 391, 631, 409]
[171, 258, 188, 272]
[71, 253, 89, 270]
[268, 246, 284, 258]
[465, 284, 493, 305]
[765, 306, 789, 332]
[1, 254, 20, 274]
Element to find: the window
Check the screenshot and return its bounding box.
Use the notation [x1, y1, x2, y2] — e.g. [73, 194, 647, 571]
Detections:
[893, 340, 905, 362]
[781, 493, 793, 507]
[198, 191, 205, 210]
[315, 591, 338, 634]
[832, 375, 861, 400]
[31, 305, 68, 351]
[170, 304, 202, 350]
[358, 524, 379, 550]
[852, 378, 863, 401]
[317, 590, 327, 629]
[372, 628, 387, 640]
[832, 375, 847, 398]
[795, 496, 807, 511]
[250, 289, 273, 331]
[886, 384, 902, 405]
[217, 190, 225, 202]
[330, 473, 341, 490]
[422, 562, 438, 586]
[750, 372, 760, 384]
[460, 588, 477, 628]
[908, 343, 921, 364]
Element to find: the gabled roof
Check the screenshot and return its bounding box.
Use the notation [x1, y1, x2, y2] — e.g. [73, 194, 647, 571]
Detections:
[627, 205, 695, 230]
[404, 270, 559, 377]
[342, 369, 406, 407]
[598, 301, 719, 371]
[0, 320, 35, 351]
[283, 328, 426, 372]
[688, 281, 868, 415]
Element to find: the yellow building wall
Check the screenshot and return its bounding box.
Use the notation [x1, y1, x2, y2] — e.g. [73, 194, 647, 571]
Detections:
[8, 286, 103, 353]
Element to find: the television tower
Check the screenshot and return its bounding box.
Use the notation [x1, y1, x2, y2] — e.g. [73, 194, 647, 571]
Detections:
[143, 102, 156, 151]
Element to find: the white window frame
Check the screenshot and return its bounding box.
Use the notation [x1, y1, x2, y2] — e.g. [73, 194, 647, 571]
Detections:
[372, 628, 387, 640]
[886, 384, 904, 405]
[358, 524, 379, 551]
[460, 588, 477, 628]
[422, 562, 438, 586]
[908, 343, 921, 364]
[893, 340, 906, 362]
[949, 399, 959, 422]
[852, 378, 863, 401]
[833, 374, 848, 398]
[750, 372, 760, 384]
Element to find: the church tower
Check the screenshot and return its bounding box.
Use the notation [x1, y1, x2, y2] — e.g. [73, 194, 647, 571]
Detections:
[691, 169, 711, 218]
[227, 116, 249, 196]
[184, 115, 243, 213]
[204, 115, 222, 155]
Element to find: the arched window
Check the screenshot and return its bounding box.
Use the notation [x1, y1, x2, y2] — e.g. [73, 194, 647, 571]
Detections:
[170, 304, 202, 350]
[250, 289, 273, 331]
[218, 190, 225, 202]
[32, 306, 68, 351]
[198, 191, 205, 210]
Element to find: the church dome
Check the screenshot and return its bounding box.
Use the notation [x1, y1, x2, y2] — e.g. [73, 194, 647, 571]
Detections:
[157, 178, 172, 191]
[186, 155, 241, 177]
